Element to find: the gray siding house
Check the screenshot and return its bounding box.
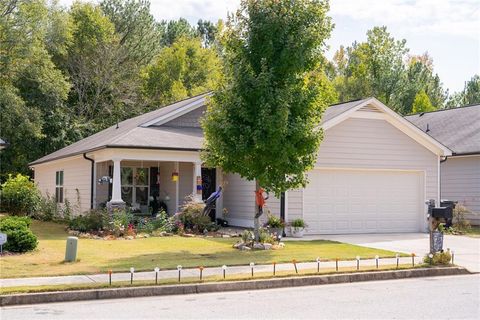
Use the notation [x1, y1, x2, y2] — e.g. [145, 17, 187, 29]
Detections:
[406, 105, 480, 224]
[30, 94, 452, 234]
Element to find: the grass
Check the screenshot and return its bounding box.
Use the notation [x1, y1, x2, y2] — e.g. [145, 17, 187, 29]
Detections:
[0, 220, 404, 279]
[0, 263, 427, 295]
[463, 226, 480, 238]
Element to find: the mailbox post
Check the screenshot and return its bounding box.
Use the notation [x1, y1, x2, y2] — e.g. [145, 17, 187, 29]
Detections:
[426, 199, 452, 254]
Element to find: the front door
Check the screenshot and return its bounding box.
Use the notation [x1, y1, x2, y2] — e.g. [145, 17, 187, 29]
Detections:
[201, 168, 216, 221]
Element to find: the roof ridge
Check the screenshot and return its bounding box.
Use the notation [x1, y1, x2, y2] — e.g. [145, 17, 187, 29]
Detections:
[406, 104, 480, 117]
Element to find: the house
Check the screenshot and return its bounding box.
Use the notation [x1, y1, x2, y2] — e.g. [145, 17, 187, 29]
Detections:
[405, 105, 480, 225]
[30, 93, 452, 234]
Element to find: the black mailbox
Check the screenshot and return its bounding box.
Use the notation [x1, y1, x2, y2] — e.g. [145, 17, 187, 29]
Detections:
[431, 206, 453, 219]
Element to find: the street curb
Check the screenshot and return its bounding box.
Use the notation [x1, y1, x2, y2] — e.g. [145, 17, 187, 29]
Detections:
[0, 267, 469, 306]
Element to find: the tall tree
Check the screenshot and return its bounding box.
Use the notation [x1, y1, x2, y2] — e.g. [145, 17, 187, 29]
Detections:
[100, 0, 164, 65]
[161, 18, 195, 46]
[0, 0, 70, 178]
[66, 2, 144, 131]
[411, 90, 435, 114]
[201, 0, 333, 239]
[142, 37, 222, 107]
[446, 74, 480, 108]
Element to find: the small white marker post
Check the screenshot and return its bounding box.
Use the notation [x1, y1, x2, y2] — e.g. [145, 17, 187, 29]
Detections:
[356, 256, 360, 271]
[130, 267, 135, 284]
[395, 254, 399, 269]
[154, 267, 160, 284]
[177, 265, 182, 282]
[375, 255, 379, 269]
[428, 253, 434, 265]
[250, 262, 255, 277]
[316, 257, 320, 273]
[222, 265, 227, 279]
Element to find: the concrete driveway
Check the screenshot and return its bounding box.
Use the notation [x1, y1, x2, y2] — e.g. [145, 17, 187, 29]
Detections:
[309, 233, 480, 273]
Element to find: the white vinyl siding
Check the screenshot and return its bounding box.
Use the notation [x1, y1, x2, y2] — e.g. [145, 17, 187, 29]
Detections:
[34, 156, 92, 214]
[441, 155, 480, 215]
[179, 162, 194, 204]
[157, 105, 206, 128]
[222, 173, 255, 227]
[316, 117, 438, 200]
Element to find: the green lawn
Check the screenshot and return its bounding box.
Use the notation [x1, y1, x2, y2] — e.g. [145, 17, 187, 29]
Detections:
[1, 220, 401, 278]
[462, 226, 480, 238]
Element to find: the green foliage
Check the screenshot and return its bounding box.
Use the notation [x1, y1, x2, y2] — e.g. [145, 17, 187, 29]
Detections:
[0, 174, 41, 216]
[290, 218, 306, 229]
[202, 0, 333, 195]
[135, 210, 173, 233]
[241, 230, 254, 244]
[100, 0, 164, 65]
[258, 227, 276, 244]
[266, 214, 285, 228]
[332, 27, 446, 114]
[142, 37, 222, 106]
[0, 216, 38, 252]
[411, 90, 436, 114]
[174, 196, 217, 232]
[161, 18, 196, 46]
[424, 251, 452, 265]
[68, 209, 105, 232]
[446, 74, 480, 108]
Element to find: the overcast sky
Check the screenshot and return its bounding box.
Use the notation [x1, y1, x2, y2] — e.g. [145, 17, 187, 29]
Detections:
[59, 0, 480, 94]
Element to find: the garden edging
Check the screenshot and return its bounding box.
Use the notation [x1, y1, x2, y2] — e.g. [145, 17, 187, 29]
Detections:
[0, 266, 469, 306]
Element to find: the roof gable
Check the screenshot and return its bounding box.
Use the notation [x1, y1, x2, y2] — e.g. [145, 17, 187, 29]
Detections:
[321, 98, 452, 156]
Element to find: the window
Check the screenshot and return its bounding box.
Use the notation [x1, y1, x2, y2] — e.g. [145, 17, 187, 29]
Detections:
[120, 167, 150, 210]
[55, 171, 64, 203]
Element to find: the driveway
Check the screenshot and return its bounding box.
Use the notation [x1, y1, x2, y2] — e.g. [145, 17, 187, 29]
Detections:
[306, 233, 480, 273]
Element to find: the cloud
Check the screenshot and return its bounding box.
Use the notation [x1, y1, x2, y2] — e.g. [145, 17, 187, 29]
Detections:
[330, 0, 480, 39]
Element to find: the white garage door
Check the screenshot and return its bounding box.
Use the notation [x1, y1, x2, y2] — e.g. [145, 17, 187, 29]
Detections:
[303, 169, 423, 234]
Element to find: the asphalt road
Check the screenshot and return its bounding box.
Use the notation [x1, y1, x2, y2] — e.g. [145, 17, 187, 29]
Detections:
[2, 275, 479, 320]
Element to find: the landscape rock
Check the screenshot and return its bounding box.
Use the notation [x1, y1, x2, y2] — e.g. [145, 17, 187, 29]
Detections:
[240, 246, 251, 251]
[222, 234, 231, 238]
[253, 243, 264, 250]
[263, 243, 272, 250]
[126, 236, 134, 240]
[181, 233, 196, 238]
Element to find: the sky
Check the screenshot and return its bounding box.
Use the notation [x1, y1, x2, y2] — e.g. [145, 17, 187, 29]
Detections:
[59, 0, 480, 93]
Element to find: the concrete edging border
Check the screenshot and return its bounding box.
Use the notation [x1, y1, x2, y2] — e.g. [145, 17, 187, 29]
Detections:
[0, 267, 470, 306]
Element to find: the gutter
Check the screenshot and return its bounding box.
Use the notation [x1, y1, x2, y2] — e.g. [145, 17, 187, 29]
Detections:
[83, 153, 95, 210]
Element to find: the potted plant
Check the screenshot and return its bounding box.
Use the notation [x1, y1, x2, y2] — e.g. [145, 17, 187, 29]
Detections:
[289, 219, 306, 238]
[265, 214, 285, 238]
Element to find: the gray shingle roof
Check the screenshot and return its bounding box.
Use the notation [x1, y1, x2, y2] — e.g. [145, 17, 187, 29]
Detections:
[30, 96, 373, 166]
[30, 93, 210, 165]
[404, 105, 480, 155]
[321, 98, 370, 124]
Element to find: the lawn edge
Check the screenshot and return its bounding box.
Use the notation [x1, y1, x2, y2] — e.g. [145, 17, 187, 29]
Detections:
[0, 266, 470, 306]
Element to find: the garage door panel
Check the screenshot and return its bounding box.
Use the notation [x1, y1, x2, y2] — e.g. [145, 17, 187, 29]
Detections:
[303, 169, 422, 234]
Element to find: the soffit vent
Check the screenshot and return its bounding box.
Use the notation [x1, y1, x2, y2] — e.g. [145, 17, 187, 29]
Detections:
[358, 104, 382, 113]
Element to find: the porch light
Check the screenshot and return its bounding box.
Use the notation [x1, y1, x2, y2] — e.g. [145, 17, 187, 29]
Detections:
[171, 172, 179, 182]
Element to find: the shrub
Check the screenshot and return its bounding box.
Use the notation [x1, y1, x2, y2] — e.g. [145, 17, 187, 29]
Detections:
[290, 218, 306, 230]
[258, 228, 275, 244]
[174, 196, 217, 232]
[423, 251, 452, 265]
[265, 213, 285, 228]
[135, 210, 173, 233]
[241, 230, 254, 244]
[0, 216, 38, 252]
[34, 194, 58, 221]
[453, 204, 471, 229]
[0, 174, 40, 216]
[68, 209, 105, 232]
[104, 208, 134, 236]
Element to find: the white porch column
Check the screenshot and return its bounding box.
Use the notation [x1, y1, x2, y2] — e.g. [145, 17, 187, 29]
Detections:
[193, 161, 202, 202]
[111, 158, 124, 203]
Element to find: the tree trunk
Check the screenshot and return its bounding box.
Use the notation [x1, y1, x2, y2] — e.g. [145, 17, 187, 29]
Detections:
[254, 180, 261, 242]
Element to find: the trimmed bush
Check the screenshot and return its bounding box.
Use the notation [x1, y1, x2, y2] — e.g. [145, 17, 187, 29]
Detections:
[0, 216, 38, 252]
[0, 174, 40, 216]
[68, 209, 105, 232]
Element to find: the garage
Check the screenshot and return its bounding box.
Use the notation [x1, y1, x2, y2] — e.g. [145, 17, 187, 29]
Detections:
[302, 169, 424, 234]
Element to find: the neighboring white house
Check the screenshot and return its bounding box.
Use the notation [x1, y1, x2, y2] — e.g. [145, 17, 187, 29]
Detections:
[406, 105, 480, 225]
[30, 93, 452, 234]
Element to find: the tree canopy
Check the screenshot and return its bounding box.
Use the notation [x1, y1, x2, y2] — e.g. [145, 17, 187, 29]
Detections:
[202, 0, 334, 195]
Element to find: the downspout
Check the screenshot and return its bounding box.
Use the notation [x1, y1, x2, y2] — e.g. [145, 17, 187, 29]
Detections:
[439, 156, 448, 203]
[83, 153, 95, 210]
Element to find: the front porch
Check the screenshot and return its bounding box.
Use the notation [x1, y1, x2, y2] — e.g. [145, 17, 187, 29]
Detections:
[91, 148, 223, 218]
